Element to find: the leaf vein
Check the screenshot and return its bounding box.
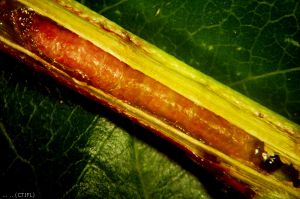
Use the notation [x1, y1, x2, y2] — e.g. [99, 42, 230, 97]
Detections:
[229, 67, 300, 86]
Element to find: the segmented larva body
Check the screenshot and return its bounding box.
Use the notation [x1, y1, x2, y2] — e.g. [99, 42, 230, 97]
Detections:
[11, 9, 264, 166]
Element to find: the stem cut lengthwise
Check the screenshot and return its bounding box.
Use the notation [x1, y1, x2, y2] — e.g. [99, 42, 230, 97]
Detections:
[0, 0, 300, 198]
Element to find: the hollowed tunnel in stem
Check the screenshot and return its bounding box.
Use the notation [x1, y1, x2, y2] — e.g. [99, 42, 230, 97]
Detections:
[8, 8, 264, 167]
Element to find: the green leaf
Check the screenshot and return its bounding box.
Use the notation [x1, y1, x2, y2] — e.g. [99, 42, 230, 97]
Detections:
[0, 0, 299, 198]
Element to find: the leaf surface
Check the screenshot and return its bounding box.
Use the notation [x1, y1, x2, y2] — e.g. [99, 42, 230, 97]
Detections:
[0, 0, 299, 198]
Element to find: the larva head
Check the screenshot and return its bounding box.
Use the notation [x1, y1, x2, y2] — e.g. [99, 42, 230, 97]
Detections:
[260, 154, 282, 172]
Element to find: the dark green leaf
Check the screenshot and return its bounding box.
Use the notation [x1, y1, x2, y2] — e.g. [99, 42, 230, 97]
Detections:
[1, 0, 299, 198]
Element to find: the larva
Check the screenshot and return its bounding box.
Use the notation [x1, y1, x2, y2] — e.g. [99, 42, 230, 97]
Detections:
[10, 8, 265, 166]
